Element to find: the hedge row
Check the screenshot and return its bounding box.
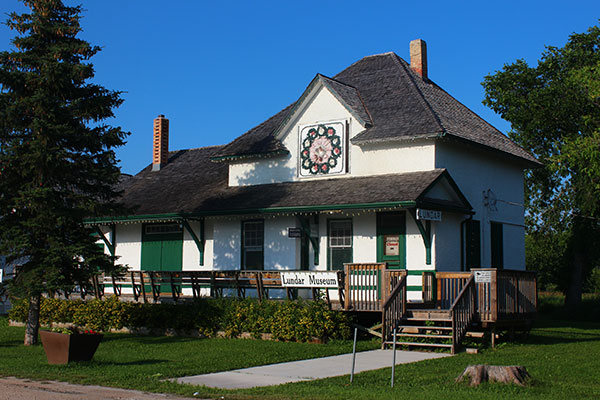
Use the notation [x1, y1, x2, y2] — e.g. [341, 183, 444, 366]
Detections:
[9, 297, 351, 342]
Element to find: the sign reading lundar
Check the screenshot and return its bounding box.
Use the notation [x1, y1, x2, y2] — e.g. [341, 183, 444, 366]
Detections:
[280, 272, 339, 288]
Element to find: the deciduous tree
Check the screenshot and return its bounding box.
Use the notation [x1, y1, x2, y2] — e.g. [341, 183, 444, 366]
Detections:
[483, 23, 600, 308]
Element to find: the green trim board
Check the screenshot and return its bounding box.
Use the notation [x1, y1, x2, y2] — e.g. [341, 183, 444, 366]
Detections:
[405, 270, 435, 275]
[84, 201, 418, 225]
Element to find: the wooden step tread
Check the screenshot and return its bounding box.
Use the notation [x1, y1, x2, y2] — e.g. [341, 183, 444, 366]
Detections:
[403, 317, 452, 322]
[385, 341, 453, 348]
[398, 325, 453, 331]
[394, 333, 452, 339]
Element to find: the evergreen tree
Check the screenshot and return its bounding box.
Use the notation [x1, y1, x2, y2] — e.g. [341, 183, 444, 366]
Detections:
[483, 23, 600, 308]
[0, 0, 128, 345]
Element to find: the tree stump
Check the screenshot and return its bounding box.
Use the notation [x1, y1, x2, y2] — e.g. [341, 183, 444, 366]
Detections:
[456, 365, 530, 386]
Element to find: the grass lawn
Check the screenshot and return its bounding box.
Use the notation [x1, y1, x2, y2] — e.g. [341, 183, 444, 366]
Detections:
[1, 298, 599, 399]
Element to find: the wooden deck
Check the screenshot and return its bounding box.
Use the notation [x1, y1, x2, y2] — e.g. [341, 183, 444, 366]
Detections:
[64, 263, 536, 353]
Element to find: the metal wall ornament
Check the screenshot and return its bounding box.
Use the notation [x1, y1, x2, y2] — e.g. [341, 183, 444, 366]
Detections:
[299, 122, 345, 176]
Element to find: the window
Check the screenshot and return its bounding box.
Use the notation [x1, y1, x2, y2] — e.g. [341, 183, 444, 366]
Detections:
[463, 219, 481, 270]
[490, 222, 504, 269]
[328, 220, 352, 270]
[145, 224, 182, 235]
[242, 220, 264, 270]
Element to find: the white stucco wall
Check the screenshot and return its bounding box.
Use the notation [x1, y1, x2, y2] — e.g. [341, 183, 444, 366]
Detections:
[264, 216, 297, 270]
[182, 220, 215, 271]
[351, 141, 435, 176]
[228, 84, 436, 186]
[435, 141, 526, 270]
[114, 224, 142, 270]
[212, 219, 241, 270]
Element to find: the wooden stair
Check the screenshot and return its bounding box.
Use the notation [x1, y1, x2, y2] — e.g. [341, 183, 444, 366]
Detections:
[383, 309, 454, 351]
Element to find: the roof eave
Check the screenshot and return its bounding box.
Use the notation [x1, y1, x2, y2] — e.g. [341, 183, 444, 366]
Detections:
[439, 134, 542, 169]
[85, 201, 420, 224]
[210, 149, 289, 163]
[351, 131, 445, 145]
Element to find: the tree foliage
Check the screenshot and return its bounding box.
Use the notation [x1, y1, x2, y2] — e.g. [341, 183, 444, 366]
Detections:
[0, 0, 128, 343]
[483, 23, 600, 305]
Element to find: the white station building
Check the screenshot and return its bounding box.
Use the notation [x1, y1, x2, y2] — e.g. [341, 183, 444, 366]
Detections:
[89, 40, 539, 301]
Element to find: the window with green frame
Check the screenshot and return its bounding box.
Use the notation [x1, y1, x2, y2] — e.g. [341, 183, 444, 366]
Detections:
[328, 219, 352, 270]
[242, 220, 264, 270]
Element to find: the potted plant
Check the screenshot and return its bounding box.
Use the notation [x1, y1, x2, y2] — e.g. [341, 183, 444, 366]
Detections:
[39, 326, 103, 364]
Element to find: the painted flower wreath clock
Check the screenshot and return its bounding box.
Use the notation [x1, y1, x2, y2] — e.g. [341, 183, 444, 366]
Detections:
[299, 122, 346, 177]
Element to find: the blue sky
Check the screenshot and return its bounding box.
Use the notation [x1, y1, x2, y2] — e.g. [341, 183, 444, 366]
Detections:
[0, 1, 598, 174]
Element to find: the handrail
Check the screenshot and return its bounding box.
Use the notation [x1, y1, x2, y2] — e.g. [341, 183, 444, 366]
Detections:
[381, 275, 407, 344]
[450, 275, 476, 354]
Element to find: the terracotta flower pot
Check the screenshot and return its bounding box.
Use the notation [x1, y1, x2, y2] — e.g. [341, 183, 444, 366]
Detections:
[39, 330, 103, 364]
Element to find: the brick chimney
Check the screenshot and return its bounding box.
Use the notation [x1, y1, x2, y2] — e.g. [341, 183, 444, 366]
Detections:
[410, 39, 428, 79]
[152, 114, 169, 171]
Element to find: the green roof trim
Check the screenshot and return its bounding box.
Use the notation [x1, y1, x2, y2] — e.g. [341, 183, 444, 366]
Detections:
[85, 201, 418, 225]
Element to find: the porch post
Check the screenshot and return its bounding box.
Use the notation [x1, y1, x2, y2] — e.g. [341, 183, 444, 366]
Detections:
[94, 225, 115, 257]
[409, 209, 432, 265]
[182, 219, 204, 266]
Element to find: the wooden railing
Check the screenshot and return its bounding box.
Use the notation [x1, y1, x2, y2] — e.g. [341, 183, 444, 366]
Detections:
[450, 275, 476, 354]
[381, 274, 407, 343]
[343, 263, 405, 311]
[496, 269, 537, 319]
[422, 271, 435, 303]
[434, 269, 537, 323]
[92, 270, 344, 305]
[436, 272, 471, 309]
[344, 263, 384, 311]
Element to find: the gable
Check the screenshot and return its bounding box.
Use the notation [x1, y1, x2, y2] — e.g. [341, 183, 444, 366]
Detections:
[417, 171, 472, 212]
[213, 52, 538, 167]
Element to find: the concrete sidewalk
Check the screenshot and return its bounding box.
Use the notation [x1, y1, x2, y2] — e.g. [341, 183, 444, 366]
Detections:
[177, 349, 450, 389]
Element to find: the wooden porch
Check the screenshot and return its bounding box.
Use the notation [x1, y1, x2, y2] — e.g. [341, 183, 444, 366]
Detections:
[72, 263, 536, 353]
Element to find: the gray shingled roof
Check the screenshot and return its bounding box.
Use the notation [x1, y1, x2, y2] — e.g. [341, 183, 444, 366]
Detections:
[212, 51, 538, 165]
[115, 145, 467, 217]
[318, 75, 372, 127]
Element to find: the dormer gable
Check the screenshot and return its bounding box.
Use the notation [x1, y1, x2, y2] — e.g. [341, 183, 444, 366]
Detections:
[273, 74, 372, 142]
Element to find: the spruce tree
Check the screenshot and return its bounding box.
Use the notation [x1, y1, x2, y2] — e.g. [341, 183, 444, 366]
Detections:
[0, 0, 128, 345]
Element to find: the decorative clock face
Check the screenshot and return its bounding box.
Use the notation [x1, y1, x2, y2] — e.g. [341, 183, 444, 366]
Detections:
[299, 122, 345, 177]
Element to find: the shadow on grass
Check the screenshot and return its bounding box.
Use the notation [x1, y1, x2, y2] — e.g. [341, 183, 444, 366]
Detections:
[92, 359, 167, 367]
[100, 335, 202, 345]
[0, 339, 26, 347]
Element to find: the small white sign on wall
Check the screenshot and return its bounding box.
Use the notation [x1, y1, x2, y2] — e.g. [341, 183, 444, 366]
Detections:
[474, 270, 492, 283]
[416, 208, 442, 221]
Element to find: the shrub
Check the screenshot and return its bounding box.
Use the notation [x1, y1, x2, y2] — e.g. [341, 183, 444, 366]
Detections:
[8, 296, 351, 341]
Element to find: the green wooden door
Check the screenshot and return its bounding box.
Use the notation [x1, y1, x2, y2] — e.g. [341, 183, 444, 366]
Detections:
[141, 224, 183, 271]
[141, 224, 183, 293]
[376, 212, 406, 269]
